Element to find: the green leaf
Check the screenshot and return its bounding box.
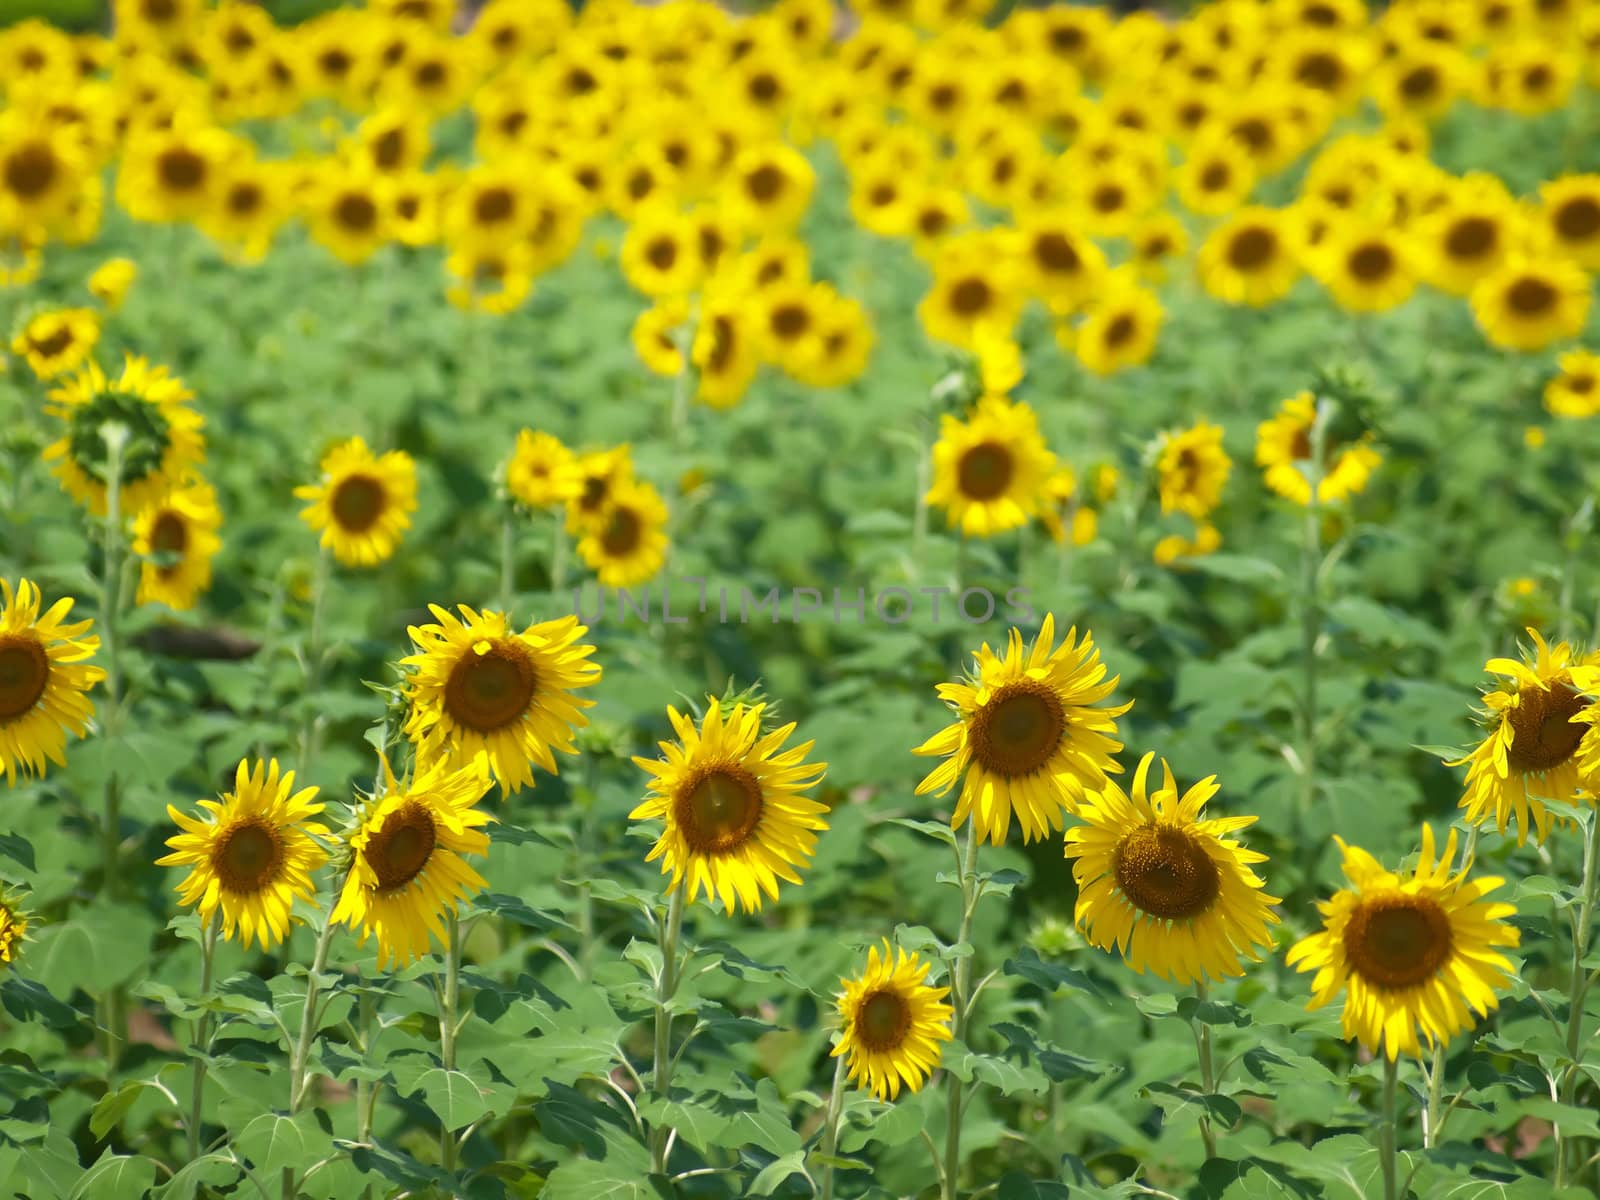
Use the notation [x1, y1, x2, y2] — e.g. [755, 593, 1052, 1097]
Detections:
[0, 833, 35, 871]
[885, 818, 957, 847]
[541, 1158, 671, 1200]
[1185, 554, 1284, 585]
[749, 1150, 811, 1196]
[1142, 1082, 1241, 1128]
[943, 1038, 1048, 1097]
[153, 1154, 242, 1200]
[1515, 1098, 1600, 1137]
[1177, 996, 1253, 1027]
[89, 1080, 162, 1140]
[1003, 947, 1113, 1000]
[995, 1173, 1072, 1199]
[390, 1063, 491, 1130]
[69, 1152, 158, 1200]
[237, 1111, 328, 1173]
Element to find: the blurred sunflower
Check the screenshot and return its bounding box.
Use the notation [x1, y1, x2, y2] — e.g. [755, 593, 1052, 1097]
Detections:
[566, 445, 634, 534]
[630, 696, 828, 912]
[1175, 132, 1256, 217]
[0, 892, 27, 965]
[925, 394, 1056, 538]
[1153, 522, 1223, 567]
[1544, 349, 1600, 419]
[506, 429, 580, 509]
[87, 257, 137, 311]
[11, 307, 99, 380]
[1471, 256, 1591, 351]
[156, 758, 327, 951]
[1198, 207, 1300, 306]
[117, 123, 239, 225]
[1287, 825, 1519, 1060]
[1065, 753, 1279, 984]
[0, 578, 104, 785]
[620, 204, 703, 298]
[914, 614, 1130, 846]
[1256, 392, 1381, 505]
[303, 163, 391, 266]
[576, 478, 671, 587]
[1066, 274, 1164, 376]
[725, 141, 815, 234]
[1015, 214, 1106, 315]
[0, 110, 86, 231]
[1539, 174, 1600, 269]
[693, 294, 762, 409]
[1419, 179, 1519, 295]
[1313, 222, 1418, 313]
[294, 436, 417, 568]
[632, 298, 689, 377]
[832, 941, 953, 1102]
[919, 232, 1025, 350]
[1157, 422, 1231, 519]
[132, 477, 222, 611]
[401, 605, 601, 796]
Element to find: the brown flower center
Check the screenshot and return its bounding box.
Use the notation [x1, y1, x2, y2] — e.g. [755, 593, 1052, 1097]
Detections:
[372, 127, 406, 170]
[212, 818, 285, 894]
[956, 441, 1015, 501]
[366, 800, 438, 891]
[1104, 313, 1137, 349]
[444, 638, 537, 733]
[674, 765, 764, 855]
[475, 186, 514, 225]
[329, 474, 386, 533]
[854, 988, 912, 1052]
[949, 276, 993, 316]
[1507, 275, 1557, 316]
[1444, 216, 1496, 260]
[150, 510, 188, 571]
[1505, 681, 1587, 773]
[646, 236, 677, 271]
[1344, 894, 1453, 989]
[1114, 824, 1221, 920]
[0, 635, 49, 721]
[3, 141, 57, 199]
[969, 679, 1066, 777]
[335, 192, 378, 233]
[770, 302, 810, 340]
[158, 148, 206, 192]
[28, 325, 73, 359]
[1348, 242, 1395, 282]
[601, 506, 642, 555]
[1556, 196, 1600, 241]
[1227, 226, 1276, 271]
[745, 164, 784, 203]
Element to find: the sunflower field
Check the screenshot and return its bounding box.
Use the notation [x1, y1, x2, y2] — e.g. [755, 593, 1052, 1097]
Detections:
[9, 0, 1600, 1198]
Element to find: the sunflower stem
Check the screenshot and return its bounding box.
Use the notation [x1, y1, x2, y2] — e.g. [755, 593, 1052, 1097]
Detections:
[1296, 402, 1331, 843]
[296, 546, 330, 779]
[549, 510, 568, 597]
[284, 911, 337, 1200]
[1555, 810, 1600, 1187]
[667, 318, 696, 451]
[911, 421, 931, 576]
[818, 1048, 850, 1200]
[439, 907, 463, 1173]
[97, 422, 130, 1074]
[1378, 1055, 1400, 1200]
[1422, 1040, 1446, 1150]
[649, 885, 687, 1174]
[1192, 981, 1219, 1160]
[499, 506, 516, 618]
[187, 916, 219, 1162]
[942, 820, 981, 1200]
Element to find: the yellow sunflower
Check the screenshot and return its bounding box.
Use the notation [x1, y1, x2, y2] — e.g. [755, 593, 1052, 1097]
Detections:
[629, 697, 829, 912]
[10, 307, 99, 380]
[1154, 522, 1223, 567]
[1539, 174, 1600, 269]
[913, 614, 1130, 846]
[400, 605, 601, 796]
[1157, 422, 1231, 520]
[131, 477, 223, 611]
[330, 754, 492, 970]
[293, 437, 417, 568]
[1544, 349, 1600, 419]
[87, 258, 137, 312]
[155, 758, 328, 951]
[1286, 824, 1519, 1060]
[832, 941, 953, 1102]
[1312, 222, 1419, 314]
[1064, 753, 1279, 984]
[42, 355, 206, 518]
[0, 578, 105, 785]
[1449, 629, 1600, 845]
[925, 395, 1056, 538]
[918, 232, 1026, 351]
[1066, 274, 1164, 376]
[0, 892, 27, 965]
[1198, 207, 1300, 307]
[506, 429, 581, 509]
[693, 294, 762, 410]
[565, 445, 634, 534]
[1255, 392, 1381, 505]
[1471, 256, 1591, 352]
[632, 298, 690, 377]
[575, 477, 671, 587]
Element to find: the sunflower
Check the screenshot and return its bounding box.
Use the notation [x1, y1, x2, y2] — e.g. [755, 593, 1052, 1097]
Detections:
[443, 241, 535, 316]
[620, 204, 703, 298]
[1419, 181, 1520, 295]
[632, 298, 690, 377]
[725, 141, 815, 235]
[1540, 175, 1600, 269]
[925, 394, 1056, 539]
[11, 307, 99, 380]
[1198, 207, 1300, 306]
[1014, 214, 1107, 315]
[832, 941, 953, 1102]
[629, 697, 828, 912]
[1131, 212, 1189, 283]
[693, 293, 762, 410]
[1545, 349, 1600, 419]
[303, 164, 391, 267]
[1154, 522, 1223, 566]
[201, 157, 289, 265]
[1067, 275, 1164, 376]
[506, 429, 581, 509]
[1064, 753, 1279, 984]
[1450, 629, 1600, 845]
[1256, 392, 1381, 505]
[576, 478, 671, 587]
[293, 437, 416, 569]
[87, 258, 137, 312]
[0, 578, 104, 785]
[330, 755, 492, 969]
[400, 605, 600, 796]
[565, 445, 634, 534]
[0, 110, 86, 231]
[42, 356, 206, 518]
[131, 476, 222, 611]
[913, 614, 1130, 846]
[1287, 825, 1519, 1060]
[1471, 256, 1591, 352]
[1037, 467, 1099, 547]
[1157, 422, 1231, 520]
[116, 123, 239, 225]
[155, 758, 327, 951]
[919, 232, 1026, 351]
[1312, 222, 1419, 314]
[0, 892, 27, 965]
[1175, 133, 1257, 217]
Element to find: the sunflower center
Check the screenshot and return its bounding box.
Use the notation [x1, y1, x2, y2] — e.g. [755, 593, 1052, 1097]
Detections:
[373, 128, 406, 170]
[475, 187, 514, 224]
[1199, 162, 1230, 191]
[1031, 232, 1078, 274]
[969, 680, 1066, 778]
[158, 148, 206, 192]
[1400, 65, 1440, 99]
[336, 192, 378, 233]
[771, 303, 810, 340]
[920, 207, 951, 237]
[0, 635, 49, 721]
[1568, 372, 1596, 394]
[212, 818, 285, 894]
[29, 325, 73, 358]
[1445, 216, 1496, 259]
[1556, 197, 1600, 240]
[1507, 276, 1557, 316]
[367, 800, 439, 891]
[675, 765, 764, 855]
[956, 441, 1015, 501]
[855, 988, 912, 1052]
[1114, 824, 1221, 920]
[150, 510, 188, 566]
[1227, 227, 1276, 270]
[601, 506, 642, 555]
[329, 474, 387, 532]
[444, 639, 537, 733]
[1104, 313, 1137, 349]
[746, 164, 784, 203]
[950, 276, 993, 316]
[707, 315, 736, 373]
[1345, 894, 1453, 989]
[1505, 681, 1587, 773]
[1349, 242, 1395, 282]
[228, 182, 262, 216]
[646, 236, 677, 271]
[4, 142, 57, 198]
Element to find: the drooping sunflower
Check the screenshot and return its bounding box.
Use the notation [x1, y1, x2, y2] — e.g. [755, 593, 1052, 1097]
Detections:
[11, 307, 99, 380]
[832, 941, 953, 1102]
[42, 355, 206, 518]
[1286, 824, 1519, 1060]
[913, 614, 1130, 846]
[330, 754, 492, 970]
[575, 478, 671, 587]
[1198, 207, 1301, 307]
[506, 429, 580, 509]
[1544, 349, 1600, 419]
[1157, 421, 1231, 519]
[1449, 629, 1600, 845]
[401, 605, 601, 796]
[293, 437, 417, 568]
[925, 395, 1056, 538]
[87, 257, 137, 311]
[1064, 753, 1279, 984]
[155, 758, 328, 950]
[1255, 392, 1381, 505]
[1471, 256, 1591, 352]
[0, 578, 105, 785]
[131, 476, 223, 611]
[629, 697, 829, 912]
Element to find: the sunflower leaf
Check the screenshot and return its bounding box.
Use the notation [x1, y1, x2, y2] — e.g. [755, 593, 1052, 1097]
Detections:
[1176, 997, 1252, 1027]
[67, 1151, 158, 1200]
[1141, 1082, 1241, 1129]
[886, 817, 959, 847]
[0, 834, 34, 872]
[1004, 947, 1114, 1000]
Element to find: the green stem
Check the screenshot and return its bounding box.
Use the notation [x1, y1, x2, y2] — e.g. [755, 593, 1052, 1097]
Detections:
[550, 512, 568, 598]
[667, 319, 696, 450]
[1297, 411, 1326, 839]
[649, 886, 687, 1174]
[439, 908, 463, 1171]
[942, 821, 981, 1200]
[296, 547, 330, 778]
[288, 915, 338, 1114]
[1555, 811, 1600, 1188]
[187, 917, 219, 1161]
[911, 423, 931, 576]
[499, 507, 516, 618]
[1192, 981, 1218, 1160]
[97, 424, 129, 1073]
[818, 1051, 850, 1200]
[1379, 1055, 1400, 1200]
[1423, 1040, 1445, 1150]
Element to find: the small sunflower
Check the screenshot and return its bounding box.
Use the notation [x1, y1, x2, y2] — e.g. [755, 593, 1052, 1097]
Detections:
[918, 232, 1026, 351]
[506, 429, 580, 509]
[1540, 174, 1600, 269]
[1065, 753, 1280, 984]
[0, 579, 104, 785]
[42, 356, 206, 518]
[1312, 222, 1418, 314]
[1471, 256, 1591, 352]
[131, 477, 223, 611]
[87, 257, 137, 311]
[0, 891, 28, 966]
[1066, 274, 1164, 376]
[1255, 392, 1381, 505]
[1157, 422, 1231, 520]
[1154, 522, 1223, 567]
[575, 478, 671, 587]
[293, 437, 417, 568]
[693, 295, 761, 410]
[913, 614, 1130, 846]
[401, 605, 601, 796]
[1199, 207, 1300, 307]
[926, 395, 1056, 538]
[11, 307, 99, 380]
[1544, 349, 1600, 419]
[155, 758, 328, 950]
[832, 941, 953, 1102]
[329, 755, 493, 970]
[632, 298, 689, 377]
[630, 697, 828, 912]
[1450, 629, 1600, 845]
[565, 445, 634, 534]
[1287, 824, 1519, 1060]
